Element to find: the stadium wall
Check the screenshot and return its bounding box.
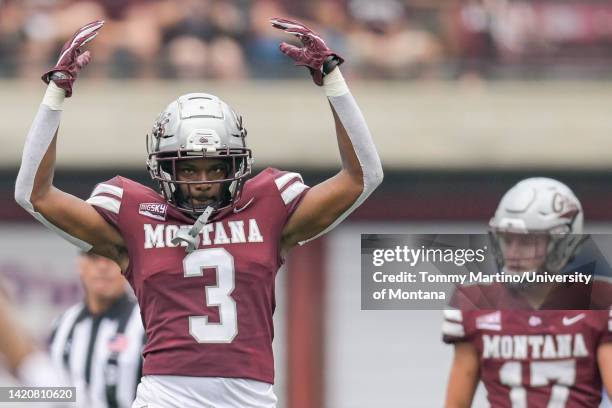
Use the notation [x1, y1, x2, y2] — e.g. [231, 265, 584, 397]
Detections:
[4, 80, 612, 169]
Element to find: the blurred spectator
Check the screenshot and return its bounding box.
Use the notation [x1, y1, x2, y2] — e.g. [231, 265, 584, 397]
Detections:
[245, 0, 295, 78]
[442, 0, 499, 80]
[310, 1, 350, 73]
[209, 36, 248, 79]
[0, 0, 24, 76]
[161, 0, 248, 79]
[165, 35, 209, 78]
[4, 0, 612, 81]
[346, 0, 442, 79]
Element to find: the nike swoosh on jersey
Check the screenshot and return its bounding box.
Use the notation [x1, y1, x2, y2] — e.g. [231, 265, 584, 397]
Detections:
[562, 313, 586, 326]
[233, 198, 255, 213]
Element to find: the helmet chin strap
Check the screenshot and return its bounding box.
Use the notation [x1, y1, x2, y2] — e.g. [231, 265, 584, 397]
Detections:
[171, 206, 214, 253]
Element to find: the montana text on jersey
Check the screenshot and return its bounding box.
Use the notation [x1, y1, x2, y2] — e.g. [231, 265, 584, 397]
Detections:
[443, 282, 612, 407]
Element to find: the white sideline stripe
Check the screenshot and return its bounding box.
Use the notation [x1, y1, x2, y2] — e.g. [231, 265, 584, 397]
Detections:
[281, 182, 308, 205]
[442, 321, 465, 337]
[91, 183, 123, 199]
[443, 309, 463, 322]
[275, 172, 303, 190]
[86, 195, 121, 214]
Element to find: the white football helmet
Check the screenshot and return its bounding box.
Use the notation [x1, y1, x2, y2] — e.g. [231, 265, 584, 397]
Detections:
[489, 177, 585, 272]
[146, 93, 252, 215]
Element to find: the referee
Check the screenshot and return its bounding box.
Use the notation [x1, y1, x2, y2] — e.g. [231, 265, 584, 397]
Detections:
[49, 252, 145, 408]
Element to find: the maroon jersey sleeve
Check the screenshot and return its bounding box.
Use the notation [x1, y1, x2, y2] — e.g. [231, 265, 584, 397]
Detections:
[264, 168, 310, 222]
[85, 176, 125, 231]
[442, 308, 471, 343]
[442, 285, 493, 344]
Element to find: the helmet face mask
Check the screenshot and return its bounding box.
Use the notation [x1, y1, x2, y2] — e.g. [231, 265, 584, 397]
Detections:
[152, 152, 252, 214]
[492, 231, 549, 274]
[146, 93, 252, 216]
[488, 178, 586, 275]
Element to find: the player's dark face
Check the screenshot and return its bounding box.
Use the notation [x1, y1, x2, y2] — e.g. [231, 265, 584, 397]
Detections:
[78, 254, 125, 299]
[175, 158, 230, 206]
[499, 232, 549, 273]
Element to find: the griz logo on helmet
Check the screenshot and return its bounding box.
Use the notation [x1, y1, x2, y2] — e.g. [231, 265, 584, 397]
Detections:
[552, 192, 580, 224]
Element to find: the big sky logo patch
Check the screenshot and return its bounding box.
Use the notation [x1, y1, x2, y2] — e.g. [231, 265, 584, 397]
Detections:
[139, 203, 168, 221]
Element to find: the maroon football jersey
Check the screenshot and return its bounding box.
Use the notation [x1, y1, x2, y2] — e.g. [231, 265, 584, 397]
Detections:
[442, 283, 612, 407]
[85, 168, 309, 384]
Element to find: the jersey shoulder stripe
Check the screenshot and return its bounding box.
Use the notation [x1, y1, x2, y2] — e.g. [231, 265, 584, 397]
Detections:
[444, 308, 463, 322]
[280, 182, 308, 205]
[272, 171, 309, 206]
[86, 177, 127, 216]
[87, 176, 162, 216]
[274, 172, 303, 189]
[246, 168, 309, 204]
[242, 168, 310, 225]
[86, 195, 121, 214]
[442, 308, 469, 343]
[442, 321, 465, 338]
[91, 183, 124, 199]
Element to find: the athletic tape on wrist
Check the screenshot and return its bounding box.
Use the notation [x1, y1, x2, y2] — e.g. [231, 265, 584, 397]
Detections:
[323, 68, 349, 97]
[42, 82, 66, 111]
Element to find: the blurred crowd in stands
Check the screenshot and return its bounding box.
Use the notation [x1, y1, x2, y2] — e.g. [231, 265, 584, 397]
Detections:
[2, 0, 612, 81]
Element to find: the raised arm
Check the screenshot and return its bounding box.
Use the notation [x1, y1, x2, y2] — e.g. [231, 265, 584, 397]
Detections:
[270, 18, 384, 250]
[14, 21, 126, 266]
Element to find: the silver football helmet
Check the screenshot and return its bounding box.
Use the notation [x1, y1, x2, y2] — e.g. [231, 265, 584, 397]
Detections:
[146, 93, 252, 215]
[489, 177, 585, 272]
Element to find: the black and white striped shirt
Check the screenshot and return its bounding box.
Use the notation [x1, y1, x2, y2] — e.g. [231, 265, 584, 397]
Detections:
[49, 294, 145, 408]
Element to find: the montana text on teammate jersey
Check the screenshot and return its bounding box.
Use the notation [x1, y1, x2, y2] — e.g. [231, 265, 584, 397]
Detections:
[85, 168, 309, 384]
[442, 282, 612, 407]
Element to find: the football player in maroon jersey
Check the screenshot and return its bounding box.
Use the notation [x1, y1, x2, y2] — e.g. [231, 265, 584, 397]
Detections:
[15, 19, 383, 407]
[442, 178, 612, 408]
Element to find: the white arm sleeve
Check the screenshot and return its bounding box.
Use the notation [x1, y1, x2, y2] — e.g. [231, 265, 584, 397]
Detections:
[299, 68, 383, 245]
[14, 83, 93, 251]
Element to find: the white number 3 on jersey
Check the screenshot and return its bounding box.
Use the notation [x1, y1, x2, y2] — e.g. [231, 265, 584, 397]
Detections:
[183, 248, 238, 343]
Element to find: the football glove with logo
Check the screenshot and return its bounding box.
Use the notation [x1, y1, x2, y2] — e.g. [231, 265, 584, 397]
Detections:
[41, 20, 104, 97]
[270, 17, 344, 86]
